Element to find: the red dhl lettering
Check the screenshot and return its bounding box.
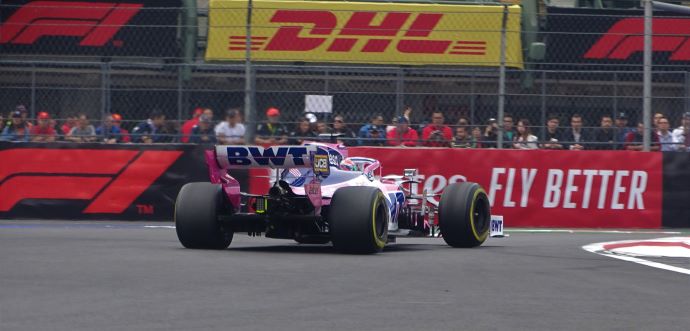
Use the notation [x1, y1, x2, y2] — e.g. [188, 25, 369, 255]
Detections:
[227, 10, 487, 56]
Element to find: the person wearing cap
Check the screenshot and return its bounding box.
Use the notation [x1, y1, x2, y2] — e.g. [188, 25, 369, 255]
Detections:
[189, 114, 217, 144]
[66, 114, 97, 143]
[422, 110, 452, 147]
[96, 114, 122, 144]
[614, 111, 633, 150]
[255, 107, 288, 145]
[180, 107, 205, 143]
[29, 112, 57, 142]
[132, 110, 166, 143]
[111, 113, 131, 143]
[387, 115, 418, 147]
[331, 114, 357, 146]
[671, 112, 690, 152]
[15, 104, 33, 129]
[215, 108, 245, 145]
[358, 113, 384, 146]
[0, 110, 30, 142]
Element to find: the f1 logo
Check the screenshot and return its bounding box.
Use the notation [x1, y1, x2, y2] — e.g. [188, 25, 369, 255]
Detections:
[0, 1, 143, 46]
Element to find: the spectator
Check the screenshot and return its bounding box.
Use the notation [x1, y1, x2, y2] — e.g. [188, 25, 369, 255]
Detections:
[15, 105, 33, 129]
[482, 118, 498, 148]
[456, 116, 470, 129]
[255, 107, 288, 145]
[189, 115, 216, 144]
[159, 120, 179, 143]
[0, 113, 5, 133]
[96, 114, 122, 144]
[315, 120, 329, 135]
[0, 111, 30, 142]
[451, 126, 472, 148]
[672, 112, 690, 152]
[471, 126, 485, 148]
[358, 113, 384, 146]
[561, 114, 590, 150]
[215, 109, 245, 145]
[288, 117, 316, 145]
[657, 117, 674, 152]
[540, 115, 564, 150]
[653, 112, 665, 131]
[112, 113, 131, 143]
[625, 121, 659, 151]
[614, 112, 633, 150]
[61, 114, 77, 136]
[502, 114, 516, 148]
[331, 114, 357, 146]
[591, 114, 616, 150]
[365, 125, 386, 146]
[66, 114, 97, 143]
[180, 108, 204, 143]
[422, 110, 452, 147]
[513, 119, 538, 149]
[132, 111, 166, 143]
[29, 111, 57, 142]
[387, 116, 418, 147]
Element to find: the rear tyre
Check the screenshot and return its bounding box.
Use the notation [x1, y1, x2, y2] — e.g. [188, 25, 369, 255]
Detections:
[329, 186, 389, 254]
[175, 182, 233, 249]
[438, 182, 491, 248]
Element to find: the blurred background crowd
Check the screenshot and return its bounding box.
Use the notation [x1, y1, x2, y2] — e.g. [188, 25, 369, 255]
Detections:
[2, 103, 688, 152]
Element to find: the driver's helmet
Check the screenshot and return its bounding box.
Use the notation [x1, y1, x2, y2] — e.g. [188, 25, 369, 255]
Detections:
[339, 158, 359, 172]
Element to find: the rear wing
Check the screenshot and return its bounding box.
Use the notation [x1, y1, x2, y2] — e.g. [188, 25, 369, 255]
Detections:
[215, 145, 319, 169]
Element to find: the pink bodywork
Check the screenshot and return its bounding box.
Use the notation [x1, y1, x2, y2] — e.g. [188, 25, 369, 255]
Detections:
[205, 150, 241, 211]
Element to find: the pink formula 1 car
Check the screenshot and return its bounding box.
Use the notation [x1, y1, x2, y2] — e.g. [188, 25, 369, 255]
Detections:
[174, 142, 495, 254]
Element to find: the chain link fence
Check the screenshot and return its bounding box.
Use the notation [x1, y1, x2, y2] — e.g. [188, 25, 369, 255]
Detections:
[1, 1, 689, 150]
[2, 61, 689, 147]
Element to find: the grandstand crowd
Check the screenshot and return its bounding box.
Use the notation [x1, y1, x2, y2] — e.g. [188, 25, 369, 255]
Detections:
[1, 104, 689, 152]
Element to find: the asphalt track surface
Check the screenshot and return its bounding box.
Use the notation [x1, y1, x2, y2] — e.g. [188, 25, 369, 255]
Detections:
[1, 221, 690, 331]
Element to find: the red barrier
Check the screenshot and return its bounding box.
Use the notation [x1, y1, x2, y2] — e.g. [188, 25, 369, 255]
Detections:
[350, 148, 663, 228]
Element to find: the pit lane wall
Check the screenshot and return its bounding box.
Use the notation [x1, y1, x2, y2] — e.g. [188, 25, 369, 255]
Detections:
[1, 142, 688, 228]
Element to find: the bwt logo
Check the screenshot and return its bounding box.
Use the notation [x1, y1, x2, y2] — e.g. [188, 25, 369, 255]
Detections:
[585, 18, 690, 61]
[227, 146, 311, 167]
[0, 1, 142, 46]
[228, 10, 487, 55]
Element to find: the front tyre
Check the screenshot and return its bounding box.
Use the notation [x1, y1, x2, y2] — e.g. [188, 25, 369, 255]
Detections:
[175, 182, 233, 249]
[329, 186, 389, 254]
[438, 182, 491, 248]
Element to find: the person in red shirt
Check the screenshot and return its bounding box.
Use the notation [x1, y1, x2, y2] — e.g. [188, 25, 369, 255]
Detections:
[30, 111, 57, 142]
[61, 115, 77, 136]
[180, 108, 204, 143]
[625, 121, 660, 151]
[387, 116, 418, 147]
[422, 110, 452, 147]
[112, 113, 131, 143]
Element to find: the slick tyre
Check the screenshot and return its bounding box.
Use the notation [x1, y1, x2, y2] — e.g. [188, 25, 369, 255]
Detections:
[438, 182, 491, 248]
[330, 186, 389, 254]
[175, 182, 233, 249]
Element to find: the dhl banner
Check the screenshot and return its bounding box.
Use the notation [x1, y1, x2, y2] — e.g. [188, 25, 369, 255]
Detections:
[206, 0, 523, 67]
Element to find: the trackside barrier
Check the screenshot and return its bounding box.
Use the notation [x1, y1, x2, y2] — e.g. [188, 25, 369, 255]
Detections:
[1, 143, 687, 227]
[350, 147, 665, 228]
[0, 142, 248, 220]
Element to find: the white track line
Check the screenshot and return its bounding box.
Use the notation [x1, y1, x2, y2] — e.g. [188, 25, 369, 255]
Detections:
[583, 240, 690, 276]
